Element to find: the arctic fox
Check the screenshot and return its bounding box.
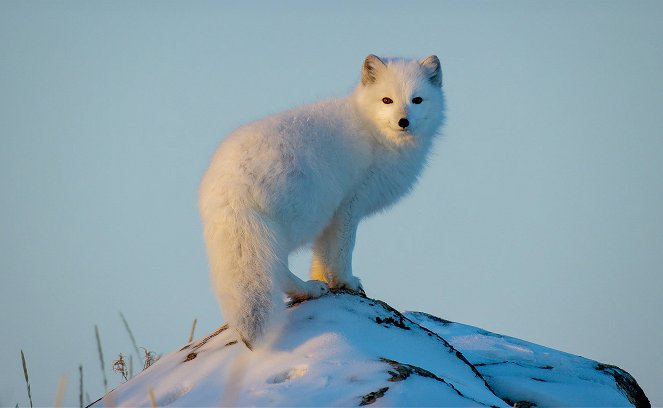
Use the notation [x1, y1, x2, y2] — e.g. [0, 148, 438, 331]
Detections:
[200, 54, 445, 348]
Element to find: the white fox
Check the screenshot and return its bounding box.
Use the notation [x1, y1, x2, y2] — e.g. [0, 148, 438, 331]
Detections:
[199, 55, 445, 348]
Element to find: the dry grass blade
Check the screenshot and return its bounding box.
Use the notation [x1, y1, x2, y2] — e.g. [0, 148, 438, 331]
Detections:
[141, 348, 157, 370]
[78, 365, 83, 408]
[148, 387, 157, 408]
[112, 354, 128, 382]
[119, 312, 141, 361]
[54, 375, 68, 408]
[188, 318, 198, 343]
[94, 325, 108, 393]
[20, 350, 33, 408]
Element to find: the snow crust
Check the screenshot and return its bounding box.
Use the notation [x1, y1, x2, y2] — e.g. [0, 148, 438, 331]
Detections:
[406, 312, 638, 407]
[91, 293, 644, 407]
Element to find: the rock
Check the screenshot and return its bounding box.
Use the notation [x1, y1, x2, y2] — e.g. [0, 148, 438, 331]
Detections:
[406, 311, 650, 407]
[90, 293, 649, 407]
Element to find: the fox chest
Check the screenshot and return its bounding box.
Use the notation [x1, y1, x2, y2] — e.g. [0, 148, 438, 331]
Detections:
[352, 149, 426, 216]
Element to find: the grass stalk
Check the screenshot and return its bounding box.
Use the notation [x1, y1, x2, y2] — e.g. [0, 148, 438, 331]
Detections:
[119, 312, 141, 362]
[188, 318, 198, 343]
[112, 354, 128, 382]
[142, 348, 156, 370]
[78, 365, 83, 408]
[95, 325, 108, 393]
[148, 387, 157, 408]
[54, 375, 68, 408]
[20, 350, 33, 408]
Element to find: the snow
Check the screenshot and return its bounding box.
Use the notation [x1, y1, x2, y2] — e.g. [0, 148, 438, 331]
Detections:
[406, 312, 644, 407]
[90, 293, 647, 407]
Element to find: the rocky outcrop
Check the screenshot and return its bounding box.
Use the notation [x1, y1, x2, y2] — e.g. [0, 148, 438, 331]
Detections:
[90, 292, 649, 407]
[406, 311, 650, 407]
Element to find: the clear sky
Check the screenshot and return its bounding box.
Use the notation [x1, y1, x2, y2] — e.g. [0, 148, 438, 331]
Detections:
[1, 1, 662, 406]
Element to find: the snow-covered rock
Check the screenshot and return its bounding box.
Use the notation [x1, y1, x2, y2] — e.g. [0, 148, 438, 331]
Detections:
[91, 292, 649, 407]
[406, 312, 650, 407]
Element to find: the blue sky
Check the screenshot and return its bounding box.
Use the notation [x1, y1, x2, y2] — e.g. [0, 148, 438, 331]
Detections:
[1, 1, 662, 406]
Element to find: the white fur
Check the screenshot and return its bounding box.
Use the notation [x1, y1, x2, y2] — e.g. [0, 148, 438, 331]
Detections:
[199, 55, 445, 348]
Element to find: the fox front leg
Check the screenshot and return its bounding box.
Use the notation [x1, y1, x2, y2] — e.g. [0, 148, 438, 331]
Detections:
[310, 201, 364, 294]
[279, 265, 329, 302]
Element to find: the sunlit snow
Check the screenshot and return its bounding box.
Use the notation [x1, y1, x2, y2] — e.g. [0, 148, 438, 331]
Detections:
[91, 293, 647, 407]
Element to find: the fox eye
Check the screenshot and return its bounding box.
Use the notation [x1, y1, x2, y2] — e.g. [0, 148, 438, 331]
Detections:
[412, 97, 423, 104]
[382, 97, 393, 104]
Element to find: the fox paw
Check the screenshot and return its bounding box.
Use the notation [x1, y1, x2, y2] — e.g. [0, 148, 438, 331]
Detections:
[331, 276, 364, 295]
[289, 280, 329, 302]
[304, 280, 330, 298]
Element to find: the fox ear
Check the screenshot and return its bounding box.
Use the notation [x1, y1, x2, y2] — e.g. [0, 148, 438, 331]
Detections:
[362, 54, 386, 85]
[419, 55, 442, 87]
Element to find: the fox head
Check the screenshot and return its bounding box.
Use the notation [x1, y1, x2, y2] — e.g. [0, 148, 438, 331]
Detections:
[354, 54, 445, 147]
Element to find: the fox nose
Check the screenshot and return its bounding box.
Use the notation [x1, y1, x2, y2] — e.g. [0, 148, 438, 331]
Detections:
[398, 118, 409, 128]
